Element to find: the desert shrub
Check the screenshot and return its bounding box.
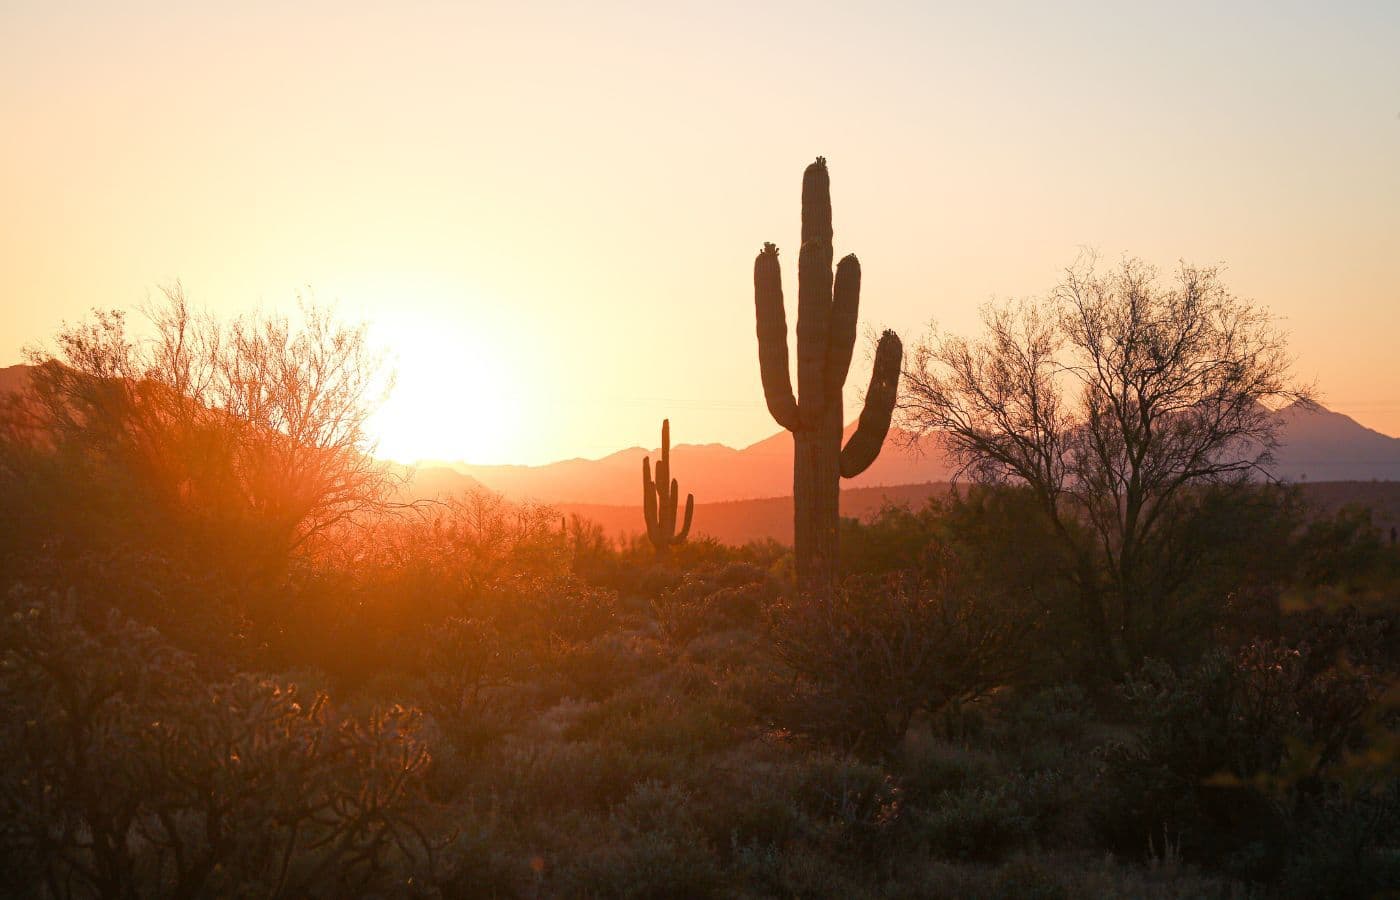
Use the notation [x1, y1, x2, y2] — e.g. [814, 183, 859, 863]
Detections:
[433, 822, 535, 899]
[550, 829, 722, 898]
[651, 561, 782, 648]
[992, 684, 1095, 749]
[549, 631, 669, 701]
[5, 296, 398, 617]
[1292, 504, 1393, 590]
[567, 687, 749, 757]
[896, 734, 1002, 806]
[894, 852, 1236, 900]
[981, 683, 1106, 778]
[1275, 780, 1400, 899]
[909, 784, 1034, 862]
[764, 572, 1041, 754]
[499, 573, 621, 645]
[986, 856, 1072, 900]
[471, 735, 684, 818]
[839, 502, 944, 577]
[0, 589, 438, 898]
[419, 615, 537, 756]
[562, 780, 723, 898]
[705, 743, 902, 866]
[1093, 641, 1394, 884]
[780, 751, 902, 856]
[730, 840, 865, 898]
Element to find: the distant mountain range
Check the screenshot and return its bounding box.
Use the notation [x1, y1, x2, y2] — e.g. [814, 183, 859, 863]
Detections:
[416, 422, 958, 506]
[422, 401, 1400, 506]
[5, 363, 1398, 521]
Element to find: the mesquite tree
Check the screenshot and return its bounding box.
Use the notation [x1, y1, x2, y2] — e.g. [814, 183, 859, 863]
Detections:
[642, 418, 693, 555]
[753, 157, 903, 592]
[900, 256, 1313, 667]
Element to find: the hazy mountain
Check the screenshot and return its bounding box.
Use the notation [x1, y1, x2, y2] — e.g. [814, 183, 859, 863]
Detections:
[1268, 401, 1400, 482]
[436, 425, 956, 506]
[3, 363, 1396, 500]
[448, 405, 1400, 505]
[560, 482, 952, 545]
[392, 464, 489, 503]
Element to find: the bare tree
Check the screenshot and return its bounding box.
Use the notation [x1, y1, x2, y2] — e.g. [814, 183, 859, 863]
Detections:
[17, 285, 397, 570]
[900, 256, 1312, 668]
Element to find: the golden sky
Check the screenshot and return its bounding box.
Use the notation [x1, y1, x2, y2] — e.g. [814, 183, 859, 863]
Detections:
[3, 1, 1397, 464]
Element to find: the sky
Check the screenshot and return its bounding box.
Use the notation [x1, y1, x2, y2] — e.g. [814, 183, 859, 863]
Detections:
[2, 1, 1397, 465]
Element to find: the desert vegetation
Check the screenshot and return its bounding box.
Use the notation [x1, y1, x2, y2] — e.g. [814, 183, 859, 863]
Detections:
[2, 297, 1394, 899]
[641, 419, 693, 557]
[0, 170, 1395, 897]
[754, 157, 903, 594]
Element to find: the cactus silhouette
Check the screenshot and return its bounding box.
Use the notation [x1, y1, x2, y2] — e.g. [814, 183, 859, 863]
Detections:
[754, 157, 903, 592]
[642, 419, 694, 555]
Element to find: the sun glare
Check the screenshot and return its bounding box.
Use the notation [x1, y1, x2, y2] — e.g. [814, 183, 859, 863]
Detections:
[368, 324, 522, 465]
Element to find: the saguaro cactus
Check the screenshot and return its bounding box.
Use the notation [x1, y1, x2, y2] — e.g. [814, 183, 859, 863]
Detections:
[642, 419, 694, 555]
[754, 157, 903, 592]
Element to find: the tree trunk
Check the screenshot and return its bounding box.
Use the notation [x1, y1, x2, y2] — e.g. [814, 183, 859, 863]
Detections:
[794, 403, 842, 595]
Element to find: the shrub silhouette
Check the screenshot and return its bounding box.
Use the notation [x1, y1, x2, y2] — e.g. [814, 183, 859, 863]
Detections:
[0, 589, 438, 897]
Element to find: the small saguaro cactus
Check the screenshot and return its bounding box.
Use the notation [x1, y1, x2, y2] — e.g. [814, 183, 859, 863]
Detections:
[642, 419, 694, 555]
[754, 157, 903, 593]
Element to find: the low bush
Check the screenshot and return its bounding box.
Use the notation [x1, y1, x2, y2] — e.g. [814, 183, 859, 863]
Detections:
[0, 589, 440, 898]
[764, 572, 1041, 754]
[1093, 640, 1395, 886]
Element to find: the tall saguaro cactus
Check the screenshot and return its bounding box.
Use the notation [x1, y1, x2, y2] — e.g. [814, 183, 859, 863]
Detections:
[642, 419, 694, 555]
[754, 157, 903, 592]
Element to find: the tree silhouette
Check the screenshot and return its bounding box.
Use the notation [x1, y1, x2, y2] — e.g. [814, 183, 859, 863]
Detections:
[11, 286, 396, 577]
[901, 255, 1313, 668]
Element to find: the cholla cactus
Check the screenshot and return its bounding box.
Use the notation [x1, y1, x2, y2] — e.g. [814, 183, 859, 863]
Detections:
[642, 419, 694, 555]
[754, 157, 903, 593]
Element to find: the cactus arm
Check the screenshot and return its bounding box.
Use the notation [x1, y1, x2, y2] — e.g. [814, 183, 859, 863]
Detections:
[642, 456, 661, 544]
[677, 494, 694, 542]
[655, 456, 669, 507]
[827, 253, 861, 403]
[840, 329, 904, 478]
[755, 244, 800, 431]
[665, 477, 680, 536]
[801, 157, 832, 245]
[796, 159, 835, 428]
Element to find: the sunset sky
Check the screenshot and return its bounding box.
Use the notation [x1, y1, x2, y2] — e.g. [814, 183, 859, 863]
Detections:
[3, 1, 1397, 465]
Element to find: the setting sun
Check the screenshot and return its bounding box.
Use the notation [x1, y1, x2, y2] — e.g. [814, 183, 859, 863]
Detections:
[1, 3, 1397, 896]
[368, 315, 523, 465]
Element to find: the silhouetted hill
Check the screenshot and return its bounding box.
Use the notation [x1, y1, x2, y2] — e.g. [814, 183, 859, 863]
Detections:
[1270, 402, 1400, 481]
[4, 363, 1397, 501]
[0, 365, 32, 396]
[392, 464, 488, 502]
[446, 405, 1400, 505]
[560, 482, 953, 545]
[561, 480, 1400, 546]
[438, 425, 955, 505]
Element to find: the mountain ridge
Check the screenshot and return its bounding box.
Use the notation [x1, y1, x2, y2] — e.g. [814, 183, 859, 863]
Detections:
[435, 404, 1400, 505]
[4, 363, 1397, 504]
